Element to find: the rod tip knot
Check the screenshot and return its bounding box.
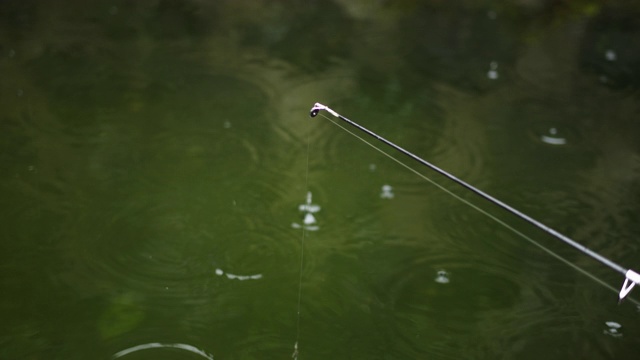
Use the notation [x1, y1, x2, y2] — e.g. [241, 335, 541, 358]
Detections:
[309, 103, 324, 118]
[309, 102, 339, 118]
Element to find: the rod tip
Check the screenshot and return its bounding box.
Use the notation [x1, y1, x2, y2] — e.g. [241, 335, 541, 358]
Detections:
[309, 103, 325, 118]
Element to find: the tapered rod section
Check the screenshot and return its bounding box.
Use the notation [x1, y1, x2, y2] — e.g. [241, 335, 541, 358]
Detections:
[309, 102, 638, 301]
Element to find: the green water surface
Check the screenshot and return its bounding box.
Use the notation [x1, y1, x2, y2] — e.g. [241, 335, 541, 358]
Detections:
[1, 1, 640, 359]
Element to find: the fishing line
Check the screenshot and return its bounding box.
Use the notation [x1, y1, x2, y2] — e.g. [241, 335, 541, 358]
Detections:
[292, 113, 312, 360]
[319, 112, 618, 295]
[310, 103, 640, 303]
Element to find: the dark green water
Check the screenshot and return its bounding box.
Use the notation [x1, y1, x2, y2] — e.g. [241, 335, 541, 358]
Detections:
[2, 1, 640, 359]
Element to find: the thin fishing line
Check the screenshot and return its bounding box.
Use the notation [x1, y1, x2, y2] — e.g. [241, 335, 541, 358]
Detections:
[311, 102, 640, 303]
[293, 114, 311, 359]
[319, 112, 623, 296]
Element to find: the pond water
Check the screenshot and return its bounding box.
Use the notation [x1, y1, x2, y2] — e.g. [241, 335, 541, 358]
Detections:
[2, 1, 640, 359]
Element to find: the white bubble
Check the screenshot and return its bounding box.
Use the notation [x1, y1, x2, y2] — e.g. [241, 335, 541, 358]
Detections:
[540, 127, 567, 145]
[303, 213, 316, 225]
[605, 321, 621, 328]
[221, 270, 263, 281]
[380, 184, 394, 199]
[299, 191, 320, 213]
[604, 321, 623, 338]
[605, 49, 617, 62]
[487, 62, 499, 80]
[435, 270, 450, 284]
[294, 191, 321, 231]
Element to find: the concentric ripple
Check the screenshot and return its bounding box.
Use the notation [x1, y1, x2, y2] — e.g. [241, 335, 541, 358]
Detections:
[113, 342, 214, 360]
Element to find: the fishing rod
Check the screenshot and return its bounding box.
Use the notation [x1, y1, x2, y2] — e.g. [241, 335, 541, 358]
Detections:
[309, 102, 640, 302]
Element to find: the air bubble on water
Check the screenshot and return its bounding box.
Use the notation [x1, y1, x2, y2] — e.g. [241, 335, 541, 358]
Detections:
[215, 267, 262, 281]
[223, 120, 231, 129]
[540, 127, 567, 145]
[487, 61, 499, 80]
[303, 213, 316, 225]
[109, 6, 118, 15]
[369, 163, 376, 172]
[605, 49, 617, 62]
[226, 273, 263, 280]
[603, 321, 623, 338]
[292, 191, 321, 231]
[435, 270, 450, 284]
[299, 191, 320, 213]
[380, 184, 394, 199]
[487, 10, 497, 20]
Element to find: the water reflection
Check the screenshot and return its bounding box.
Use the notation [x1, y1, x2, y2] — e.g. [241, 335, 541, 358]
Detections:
[113, 342, 214, 359]
[215, 267, 263, 281]
[379, 184, 394, 199]
[434, 270, 450, 284]
[539, 127, 568, 146]
[487, 61, 499, 80]
[605, 49, 617, 62]
[603, 321, 623, 338]
[292, 191, 320, 231]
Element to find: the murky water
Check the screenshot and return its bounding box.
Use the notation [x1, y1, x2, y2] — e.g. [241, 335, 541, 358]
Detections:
[2, 2, 640, 359]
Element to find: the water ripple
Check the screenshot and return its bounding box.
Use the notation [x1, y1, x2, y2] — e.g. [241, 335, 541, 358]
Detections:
[528, 121, 578, 147]
[113, 342, 214, 359]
